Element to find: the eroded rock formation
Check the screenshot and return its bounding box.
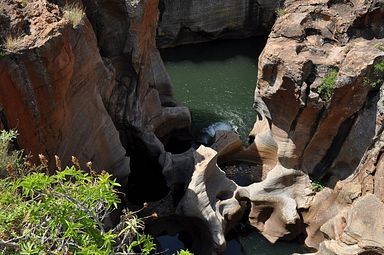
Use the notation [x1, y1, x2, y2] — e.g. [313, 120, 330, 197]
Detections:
[250, 0, 384, 253]
[252, 0, 384, 182]
[176, 145, 313, 251]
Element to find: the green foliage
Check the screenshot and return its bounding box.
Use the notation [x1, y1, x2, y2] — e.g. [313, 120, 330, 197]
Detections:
[375, 43, 384, 52]
[0, 130, 156, 254]
[275, 8, 286, 17]
[176, 249, 194, 255]
[0, 130, 25, 178]
[311, 180, 324, 192]
[63, 4, 85, 29]
[317, 69, 338, 101]
[364, 60, 384, 89]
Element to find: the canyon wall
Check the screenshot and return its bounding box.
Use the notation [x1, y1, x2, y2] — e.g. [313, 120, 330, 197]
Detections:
[0, 1, 130, 180]
[252, 0, 384, 185]
[157, 0, 279, 48]
[0, 0, 191, 185]
[251, 0, 384, 253]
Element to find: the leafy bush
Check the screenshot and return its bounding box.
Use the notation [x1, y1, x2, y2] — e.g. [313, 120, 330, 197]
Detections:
[375, 43, 384, 52]
[63, 4, 85, 29]
[311, 180, 324, 192]
[176, 249, 194, 255]
[317, 69, 338, 101]
[275, 7, 286, 17]
[0, 130, 156, 254]
[364, 60, 384, 89]
[0, 130, 25, 178]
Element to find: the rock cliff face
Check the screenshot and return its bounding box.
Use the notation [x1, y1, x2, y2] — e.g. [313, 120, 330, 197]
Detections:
[250, 0, 384, 253]
[0, 0, 192, 187]
[252, 0, 384, 185]
[157, 0, 279, 48]
[0, 0, 129, 180]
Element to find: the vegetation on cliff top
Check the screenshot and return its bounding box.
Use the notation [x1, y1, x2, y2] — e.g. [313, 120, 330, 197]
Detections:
[0, 130, 157, 255]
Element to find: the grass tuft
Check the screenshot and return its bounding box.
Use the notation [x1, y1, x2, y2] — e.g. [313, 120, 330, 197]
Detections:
[63, 4, 85, 29]
[3, 35, 24, 53]
[317, 69, 338, 101]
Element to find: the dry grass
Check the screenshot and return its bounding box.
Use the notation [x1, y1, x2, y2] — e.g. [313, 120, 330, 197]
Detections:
[63, 4, 85, 29]
[0, 2, 6, 14]
[3, 35, 24, 53]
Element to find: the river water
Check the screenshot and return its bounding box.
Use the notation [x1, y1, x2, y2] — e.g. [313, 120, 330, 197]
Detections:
[160, 37, 266, 141]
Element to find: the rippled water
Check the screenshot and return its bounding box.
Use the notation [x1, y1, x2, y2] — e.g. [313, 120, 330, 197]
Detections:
[160, 37, 266, 141]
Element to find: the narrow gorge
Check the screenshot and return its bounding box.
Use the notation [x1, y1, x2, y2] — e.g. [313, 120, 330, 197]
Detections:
[0, 0, 383, 254]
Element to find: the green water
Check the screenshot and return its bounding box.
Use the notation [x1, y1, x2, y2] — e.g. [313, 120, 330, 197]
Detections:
[160, 37, 266, 141]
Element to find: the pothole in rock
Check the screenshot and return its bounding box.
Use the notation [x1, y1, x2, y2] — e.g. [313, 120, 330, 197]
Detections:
[221, 162, 263, 186]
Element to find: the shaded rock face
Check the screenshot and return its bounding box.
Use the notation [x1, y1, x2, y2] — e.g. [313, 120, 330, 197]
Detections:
[0, 1, 130, 180]
[252, 0, 384, 184]
[156, 0, 279, 48]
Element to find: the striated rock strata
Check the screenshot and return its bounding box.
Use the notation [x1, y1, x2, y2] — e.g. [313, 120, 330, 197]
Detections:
[157, 0, 279, 48]
[0, 0, 129, 180]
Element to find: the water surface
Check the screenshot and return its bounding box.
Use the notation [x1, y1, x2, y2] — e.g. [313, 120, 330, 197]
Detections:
[160, 37, 266, 140]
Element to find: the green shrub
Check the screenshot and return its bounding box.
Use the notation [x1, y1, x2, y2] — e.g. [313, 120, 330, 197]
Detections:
[0, 130, 156, 254]
[311, 180, 324, 192]
[176, 249, 194, 255]
[375, 43, 384, 52]
[0, 130, 25, 178]
[275, 8, 287, 17]
[317, 69, 338, 101]
[63, 4, 85, 29]
[364, 60, 384, 88]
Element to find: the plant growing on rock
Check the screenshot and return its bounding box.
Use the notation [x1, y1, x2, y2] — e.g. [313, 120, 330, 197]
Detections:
[311, 180, 324, 192]
[275, 7, 287, 17]
[0, 130, 25, 178]
[364, 60, 384, 89]
[317, 69, 338, 101]
[63, 4, 85, 29]
[176, 249, 194, 255]
[0, 130, 156, 254]
[3, 35, 24, 53]
[375, 43, 384, 52]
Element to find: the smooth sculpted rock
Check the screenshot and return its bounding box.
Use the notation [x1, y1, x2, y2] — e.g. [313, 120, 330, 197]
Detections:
[237, 164, 313, 243]
[304, 194, 384, 255]
[157, 0, 279, 47]
[177, 145, 313, 251]
[0, 0, 130, 180]
[176, 146, 242, 251]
